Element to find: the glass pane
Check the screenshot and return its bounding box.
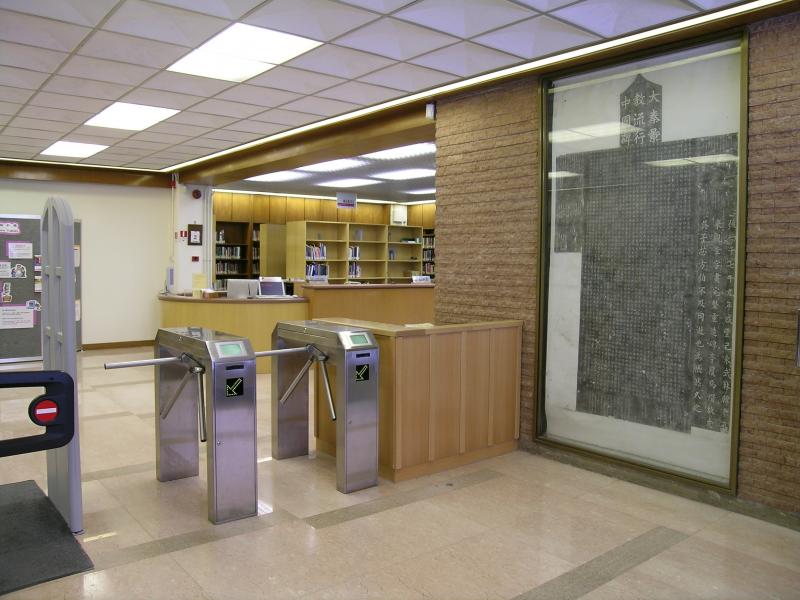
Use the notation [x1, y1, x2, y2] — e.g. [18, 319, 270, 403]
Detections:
[541, 39, 742, 486]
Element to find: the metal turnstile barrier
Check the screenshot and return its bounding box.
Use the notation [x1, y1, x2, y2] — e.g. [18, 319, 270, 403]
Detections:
[272, 320, 379, 494]
[105, 327, 277, 524]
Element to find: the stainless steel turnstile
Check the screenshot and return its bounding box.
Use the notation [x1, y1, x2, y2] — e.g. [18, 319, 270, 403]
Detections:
[272, 320, 379, 494]
[106, 327, 259, 524]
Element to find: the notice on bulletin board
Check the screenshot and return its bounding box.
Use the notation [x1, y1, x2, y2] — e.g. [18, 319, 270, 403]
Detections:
[0, 305, 34, 329]
[0, 262, 10, 278]
[6, 241, 33, 259]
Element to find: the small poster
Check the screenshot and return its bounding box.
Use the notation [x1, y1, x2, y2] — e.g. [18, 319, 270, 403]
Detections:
[7, 241, 33, 259]
[1, 282, 11, 302]
[34, 255, 41, 271]
[11, 264, 26, 278]
[34, 275, 42, 293]
[336, 191, 356, 209]
[0, 221, 21, 235]
[0, 305, 34, 329]
[0, 262, 10, 278]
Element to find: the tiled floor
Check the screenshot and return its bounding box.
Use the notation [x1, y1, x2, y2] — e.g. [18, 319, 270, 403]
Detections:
[1, 348, 799, 600]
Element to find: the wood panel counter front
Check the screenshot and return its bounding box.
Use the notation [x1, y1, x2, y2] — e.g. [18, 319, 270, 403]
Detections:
[158, 294, 307, 373]
[296, 283, 434, 324]
[313, 317, 523, 482]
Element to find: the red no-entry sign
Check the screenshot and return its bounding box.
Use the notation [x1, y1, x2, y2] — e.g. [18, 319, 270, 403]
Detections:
[31, 399, 58, 425]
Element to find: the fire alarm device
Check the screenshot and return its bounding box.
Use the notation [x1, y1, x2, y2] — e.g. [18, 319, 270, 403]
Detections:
[192, 189, 203, 199]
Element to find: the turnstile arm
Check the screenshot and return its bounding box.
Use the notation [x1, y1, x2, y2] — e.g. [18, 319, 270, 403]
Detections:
[104, 356, 182, 369]
[254, 347, 310, 359]
[278, 358, 314, 405]
[318, 359, 336, 422]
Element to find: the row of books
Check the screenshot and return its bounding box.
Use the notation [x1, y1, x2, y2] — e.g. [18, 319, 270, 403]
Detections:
[306, 263, 329, 277]
[423, 235, 435, 248]
[216, 246, 242, 258]
[423, 248, 435, 261]
[306, 243, 327, 259]
[422, 262, 436, 275]
[348, 245, 361, 259]
[348, 263, 362, 278]
[216, 263, 244, 275]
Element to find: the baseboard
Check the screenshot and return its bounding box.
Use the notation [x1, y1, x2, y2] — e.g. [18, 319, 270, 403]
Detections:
[82, 340, 154, 350]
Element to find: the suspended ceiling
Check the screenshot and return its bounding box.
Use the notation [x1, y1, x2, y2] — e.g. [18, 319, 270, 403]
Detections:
[0, 0, 752, 175]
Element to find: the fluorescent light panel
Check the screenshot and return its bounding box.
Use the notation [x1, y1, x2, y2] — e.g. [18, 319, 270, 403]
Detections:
[362, 143, 436, 160]
[548, 171, 581, 178]
[316, 178, 378, 188]
[40, 141, 108, 158]
[406, 188, 436, 195]
[168, 23, 321, 82]
[246, 170, 306, 182]
[646, 153, 738, 167]
[299, 158, 366, 172]
[85, 102, 178, 131]
[372, 169, 435, 180]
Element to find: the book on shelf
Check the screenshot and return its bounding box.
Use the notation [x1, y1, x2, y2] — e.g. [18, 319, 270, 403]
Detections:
[348, 263, 362, 278]
[348, 245, 360, 260]
[306, 263, 329, 277]
[306, 243, 327, 260]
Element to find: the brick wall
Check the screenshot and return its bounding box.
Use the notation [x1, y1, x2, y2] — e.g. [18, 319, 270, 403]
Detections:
[435, 79, 540, 442]
[434, 12, 800, 514]
[740, 12, 800, 513]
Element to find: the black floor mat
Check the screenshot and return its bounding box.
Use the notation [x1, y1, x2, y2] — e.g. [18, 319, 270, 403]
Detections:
[0, 480, 93, 595]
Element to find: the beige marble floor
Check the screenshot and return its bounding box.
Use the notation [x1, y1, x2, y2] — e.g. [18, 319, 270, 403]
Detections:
[1, 348, 799, 600]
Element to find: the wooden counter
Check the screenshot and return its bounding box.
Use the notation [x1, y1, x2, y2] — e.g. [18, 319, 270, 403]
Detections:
[158, 294, 308, 373]
[313, 317, 523, 481]
[296, 283, 434, 324]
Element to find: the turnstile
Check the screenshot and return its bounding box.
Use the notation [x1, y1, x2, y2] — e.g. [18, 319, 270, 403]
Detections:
[106, 328, 258, 524]
[272, 320, 379, 494]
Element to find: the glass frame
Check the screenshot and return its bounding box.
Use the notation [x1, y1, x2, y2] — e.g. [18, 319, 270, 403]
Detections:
[535, 32, 748, 493]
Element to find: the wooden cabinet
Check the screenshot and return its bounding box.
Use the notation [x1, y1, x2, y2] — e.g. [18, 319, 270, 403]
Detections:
[422, 203, 435, 229]
[230, 193, 252, 222]
[252, 194, 270, 223]
[286, 196, 305, 222]
[269, 195, 287, 224]
[213, 191, 232, 221]
[407, 204, 423, 227]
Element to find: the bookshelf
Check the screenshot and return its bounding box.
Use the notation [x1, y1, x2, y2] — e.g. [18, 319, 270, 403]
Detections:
[287, 220, 422, 283]
[214, 221, 252, 290]
[423, 228, 435, 279]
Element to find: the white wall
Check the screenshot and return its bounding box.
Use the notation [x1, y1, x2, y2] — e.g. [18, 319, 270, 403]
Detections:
[0, 178, 172, 344]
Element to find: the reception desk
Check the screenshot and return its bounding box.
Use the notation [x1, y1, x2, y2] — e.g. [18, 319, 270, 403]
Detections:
[312, 318, 523, 481]
[158, 294, 307, 373]
[297, 283, 434, 324]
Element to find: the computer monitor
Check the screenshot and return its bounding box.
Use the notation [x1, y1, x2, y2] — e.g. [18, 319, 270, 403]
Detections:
[258, 277, 286, 296]
[227, 279, 259, 299]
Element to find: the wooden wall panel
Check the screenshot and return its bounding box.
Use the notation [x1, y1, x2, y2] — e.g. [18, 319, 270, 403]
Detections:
[230, 193, 252, 222]
[398, 336, 430, 468]
[430, 333, 462, 460]
[269, 195, 287, 224]
[252, 194, 270, 223]
[286, 196, 305, 222]
[491, 327, 520, 444]
[321, 200, 338, 221]
[407, 204, 423, 227]
[304, 198, 321, 221]
[338, 207, 355, 222]
[422, 203, 435, 229]
[213, 191, 232, 221]
[464, 329, 491, 452]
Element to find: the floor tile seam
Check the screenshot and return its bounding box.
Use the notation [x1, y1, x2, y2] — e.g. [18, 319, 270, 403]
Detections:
[81, 460, 154, 482]
[81, 410, 136, 422]
[87, 380, 154, 389]
[90, 477, 160, 553]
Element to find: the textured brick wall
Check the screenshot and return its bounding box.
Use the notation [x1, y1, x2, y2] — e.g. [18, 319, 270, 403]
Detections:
[434, 78, 540, 442]
[740, 12, 800, 513]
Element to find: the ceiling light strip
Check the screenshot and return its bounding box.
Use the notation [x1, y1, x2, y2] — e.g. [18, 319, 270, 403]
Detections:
[0, 156, 163, 173]
[212, 188, 396, 204]
[165, 0, 785, 174]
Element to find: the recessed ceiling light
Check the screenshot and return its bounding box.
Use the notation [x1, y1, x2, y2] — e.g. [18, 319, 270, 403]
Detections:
[316, 178, 378, 188]
[687, 153, 738, 164]
[246, 170, 307, 182]
[362, 143, 436, 160]
[372, 169, 435, 180]
[40, 141, 108, 158]
[300, 158, 366, 172]
[405, 188, 436, 195]
[645, 158, 693, 167]
[167, 23, 321, 82]
[646, 153, 738, 167]
[85, 102, 179, 131]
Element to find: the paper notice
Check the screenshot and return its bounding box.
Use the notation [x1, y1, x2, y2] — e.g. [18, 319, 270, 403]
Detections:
[0, 262, 10, 278]
[6, 241, 33, 259]
[0, 305, 34, 329]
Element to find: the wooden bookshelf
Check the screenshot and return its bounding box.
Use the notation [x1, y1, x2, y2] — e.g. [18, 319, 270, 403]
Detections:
[423, 228, 435, 279]
[287, 220, 422, 283]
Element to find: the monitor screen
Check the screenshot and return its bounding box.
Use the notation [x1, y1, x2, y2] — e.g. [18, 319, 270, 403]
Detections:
[259, 279, 285, 296]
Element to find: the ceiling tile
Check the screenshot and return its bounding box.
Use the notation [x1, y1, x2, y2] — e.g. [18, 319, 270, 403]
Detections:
[512, 0, 576, 9]
[203, 129, 260, 142]
[58, 55, 157, 86]
[2, 127, 61, 140]
[0, 114, 8, 126]
[0, 148, 37, 158]
[30, 91, 112, 113]
[0, 85, 34, 104]
[90, 149, 150, 160]
[246, 66, 345, 95]
[0, 135, 47, 148]
[146, 122, 212, 136]
[43, 75, 132, 101]
[0, 0, 118, 26]
[689, 0, 740, 8]
[335, 17, 458, 61]
[69, 125, 132, 139]
[287, 45, 394, 79]
[164, 111, 237, 128]
[144, 71, 234, 97]
[358, 62, 456, 92]
[552, 0, 697, 38]
[127, 131, 191, 144]
[121, 87, 203, 110]
[0, 65, 50, 89]
[0, 100, 21, 115]
[78, 31, 189, 69]
[0, 41, 67, 74]
[19, 105, 93, 124]
[222, 119, 286, 135]
[189, 98, 264, 118]
[87, 156, 140, 165]
[0, 10, 90, 52]
[245, 0, 378, 42]
[102, 0, 230, 47]
[337, 0, 416, 11]
[126, 160, 173, 169]
[66, 132, 130, 145]
[172, 142, 227, 153]
[318, 81, 402, 104]
[184, 136, 237, 149]
[147, 0, 263, 19]
[474, 15, 600, 59]
[214, 84, 301, 107]
[146, 150, 200, 161]
[8, 116, 76, 133]
[250, 108, 319, 126]
[113, 139, 171, 151]
[280, 95, 362, 117]
[410, 41, 520, 77]
[395, 0, 535, 38]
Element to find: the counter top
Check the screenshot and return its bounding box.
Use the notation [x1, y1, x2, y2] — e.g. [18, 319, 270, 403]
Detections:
[158, 294, 307, 304]
[298, 283, 434, 290]
[316, 317, 523, 337]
